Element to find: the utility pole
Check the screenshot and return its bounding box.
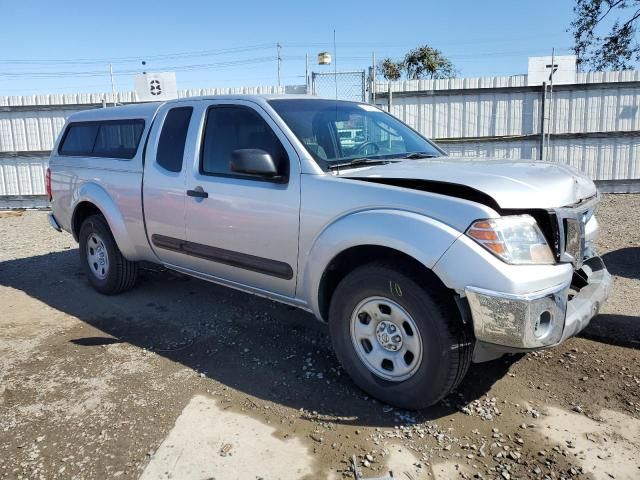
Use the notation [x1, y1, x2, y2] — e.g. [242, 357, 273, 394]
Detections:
[333, 30, 338, 100]
[539, 81, 547, 160]
[305, 53, 309, 94]
[109, 63, 115, 106]
[277, 42, 282, 88]
[546, 48, 556, 161]
[371, 50, 376, 104]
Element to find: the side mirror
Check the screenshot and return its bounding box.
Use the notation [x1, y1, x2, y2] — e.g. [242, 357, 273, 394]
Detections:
[230, 149, 281, 179]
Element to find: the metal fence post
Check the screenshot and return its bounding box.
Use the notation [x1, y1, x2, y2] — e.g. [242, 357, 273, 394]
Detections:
[371, 51, 376, 105]
[539, 81, 547, 160]
[387, 83, 392, 112]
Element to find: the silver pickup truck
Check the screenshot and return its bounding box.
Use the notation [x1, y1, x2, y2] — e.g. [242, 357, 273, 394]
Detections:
[47, 96, 612, 409]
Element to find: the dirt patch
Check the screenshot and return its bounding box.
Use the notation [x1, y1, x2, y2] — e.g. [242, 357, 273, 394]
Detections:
[0, 196, 639, 479]
[0, 210, 23, 218]
[540, 406, 640, 480]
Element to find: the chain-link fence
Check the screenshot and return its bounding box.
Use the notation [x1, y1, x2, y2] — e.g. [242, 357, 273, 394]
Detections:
[311, 71, 366, 102]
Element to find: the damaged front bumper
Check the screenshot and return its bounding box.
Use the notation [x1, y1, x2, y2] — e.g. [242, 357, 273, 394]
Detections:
[466, 256, 612, 362]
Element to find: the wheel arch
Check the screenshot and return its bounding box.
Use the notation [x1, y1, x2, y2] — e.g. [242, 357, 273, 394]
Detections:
[71, 183, 138, 259]
[301, 209, 464, 322]
[318, 245, 457, 323]
[72, 201, 103, 240]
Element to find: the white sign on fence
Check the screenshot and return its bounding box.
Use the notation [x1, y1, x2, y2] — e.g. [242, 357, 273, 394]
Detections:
[134, 72, 178, 101]
[527, 55, 577, 86]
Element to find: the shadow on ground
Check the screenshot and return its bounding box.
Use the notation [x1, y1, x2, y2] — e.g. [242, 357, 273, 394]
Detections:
[70, 336, 124, 346]
[602, 247, 640, 280]
[1, 249, 526, 425]
[581, 313, 640, 349]
[578, 246, 640, 348]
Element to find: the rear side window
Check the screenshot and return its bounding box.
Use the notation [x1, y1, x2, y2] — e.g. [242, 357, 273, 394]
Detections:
[59, 120, 145, 159]
[156, 107, 193, 172]
[58, 124, 99, 155]
[93, 121, 145, 158]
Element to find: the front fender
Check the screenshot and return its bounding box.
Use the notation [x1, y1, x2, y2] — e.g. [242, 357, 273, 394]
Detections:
[301, 209, 463, 319]
[72, 182, 138, 259]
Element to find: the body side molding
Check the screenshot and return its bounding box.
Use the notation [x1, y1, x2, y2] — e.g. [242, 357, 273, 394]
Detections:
[151, 234, 294, 280]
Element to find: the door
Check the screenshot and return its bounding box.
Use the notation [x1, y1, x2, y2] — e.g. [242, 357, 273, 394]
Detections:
[181, 101, 301, 297]
[143, 102, 197, 265]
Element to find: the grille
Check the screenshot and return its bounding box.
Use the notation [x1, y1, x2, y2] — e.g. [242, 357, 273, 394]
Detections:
[554, 196, 597, 267]
[563, 218, 583, 263]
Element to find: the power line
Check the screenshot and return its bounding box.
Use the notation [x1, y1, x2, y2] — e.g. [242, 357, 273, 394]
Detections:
[283, 49, 572, 63]
[0, 44, 274, 66]
[0, 36, 572, 67]
[0, 39, 577, 95]
[0, 48, 572, 81]
[0, 57, 275, 78]
[281, 34, 569, 49]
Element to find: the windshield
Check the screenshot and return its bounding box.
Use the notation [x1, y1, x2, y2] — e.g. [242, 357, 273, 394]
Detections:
[269, 99, 443, 169]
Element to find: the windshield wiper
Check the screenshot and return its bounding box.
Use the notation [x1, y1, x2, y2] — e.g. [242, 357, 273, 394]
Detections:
[402, 152, 439, 159]
[327, 158, 399, 170]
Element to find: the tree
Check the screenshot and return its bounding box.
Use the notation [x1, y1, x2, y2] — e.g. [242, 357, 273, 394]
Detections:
[377, 57, 402, 80]
[376, 46, 457, 81]
[570, 0, 640, 70]
[402, 45, 457, 79]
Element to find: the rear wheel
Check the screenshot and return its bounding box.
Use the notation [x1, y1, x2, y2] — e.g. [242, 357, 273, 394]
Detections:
[79, 215, 138, 294]
[328, 261, 472, 409]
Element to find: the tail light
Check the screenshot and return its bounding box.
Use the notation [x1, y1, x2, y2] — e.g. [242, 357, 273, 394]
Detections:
[45, 167, 52, 201]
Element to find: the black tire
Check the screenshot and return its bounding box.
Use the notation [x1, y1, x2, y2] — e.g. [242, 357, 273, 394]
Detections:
[328, 261, 473, 410]
[78, 214, 138, 295]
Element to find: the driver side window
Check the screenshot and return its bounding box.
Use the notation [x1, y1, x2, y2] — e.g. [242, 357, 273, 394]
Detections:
[200, 105, 289, 178]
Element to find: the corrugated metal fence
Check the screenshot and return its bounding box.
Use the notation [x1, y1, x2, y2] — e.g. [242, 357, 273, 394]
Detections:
[2, 72, 640, 207]
[374, 71, 640, 187]
[0, 86, 286, 207]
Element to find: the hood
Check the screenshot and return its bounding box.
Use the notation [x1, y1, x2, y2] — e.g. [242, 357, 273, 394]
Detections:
[339, 157, 597, 210]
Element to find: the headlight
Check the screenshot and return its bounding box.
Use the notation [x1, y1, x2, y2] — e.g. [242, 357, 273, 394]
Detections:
[466, 215, 555, 265]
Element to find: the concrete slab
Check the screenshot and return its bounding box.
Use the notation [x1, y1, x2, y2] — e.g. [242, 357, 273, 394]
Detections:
[140, 395, 314, 480]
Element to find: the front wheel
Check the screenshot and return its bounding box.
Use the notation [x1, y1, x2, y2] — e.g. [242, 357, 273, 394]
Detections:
[79, 214, 138, 294]
[328, 261, 472, 409]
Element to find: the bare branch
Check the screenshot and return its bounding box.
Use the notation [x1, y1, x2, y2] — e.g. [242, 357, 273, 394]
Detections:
[570, 0, 640, 70]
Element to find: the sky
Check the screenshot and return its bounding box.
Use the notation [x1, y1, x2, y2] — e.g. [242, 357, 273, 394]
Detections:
[1, 0, 583, 96]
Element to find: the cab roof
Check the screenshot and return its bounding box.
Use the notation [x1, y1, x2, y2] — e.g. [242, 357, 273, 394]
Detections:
[65, 94, 356, 123]
[67, 102, 162, 122]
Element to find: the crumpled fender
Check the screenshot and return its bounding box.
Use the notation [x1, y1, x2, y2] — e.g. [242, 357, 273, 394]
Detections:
[300, 209, 463, 319]
[71, 182, 138, 259]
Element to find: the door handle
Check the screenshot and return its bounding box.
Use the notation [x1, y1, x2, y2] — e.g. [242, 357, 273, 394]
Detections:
[187, 187, 208, 198]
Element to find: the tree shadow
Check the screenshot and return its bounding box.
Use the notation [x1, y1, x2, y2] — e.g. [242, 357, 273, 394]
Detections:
[0, 249, 517, 426]
[602, 247, 640, 280]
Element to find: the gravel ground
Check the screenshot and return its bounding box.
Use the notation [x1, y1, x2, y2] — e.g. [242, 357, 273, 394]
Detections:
[0, 194, 639, 480]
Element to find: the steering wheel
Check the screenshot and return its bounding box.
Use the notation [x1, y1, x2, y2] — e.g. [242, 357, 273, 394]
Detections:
[352, 141, 380, 156]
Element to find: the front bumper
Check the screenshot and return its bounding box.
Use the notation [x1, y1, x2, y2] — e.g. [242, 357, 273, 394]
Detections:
[466, 256, 612, 362]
